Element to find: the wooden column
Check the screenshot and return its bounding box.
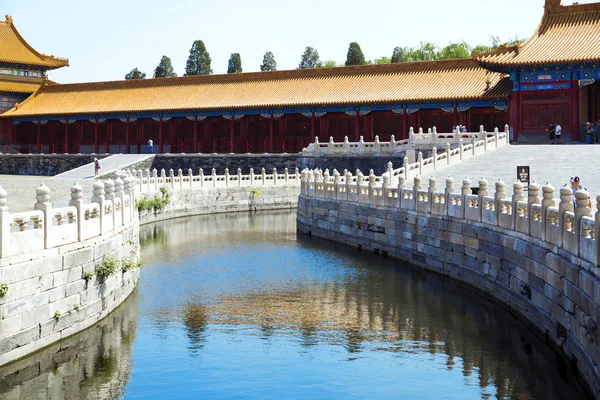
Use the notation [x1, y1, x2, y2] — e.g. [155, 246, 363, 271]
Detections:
[452, 108, 458, 129]
[170, 119, 176, 152]
[94, 119, 99, 153]
[401, 110, 408, 140]
[354, 111, 360, 141]
[508, 92, 520, 142]
[138, 121, 143, 154]
[310, 112, 316, 142]
[125, 118, 130, 154]
[158, 118, 163, 154]
[193, 116, 198, 153]
[109, 120, 114, 152]
[50, 122, 55, 153]
[204, 118, 211, 152]
[36, 121, 42, 153]
[240, 117, 248, 153]
[77, 121, 83, 153]
[269, 114, 275, 153]
[230, 117, 235, 153]
[64, 121, 69, 153]
[570, 80, 580, 140]
[278, 115, 287, 153]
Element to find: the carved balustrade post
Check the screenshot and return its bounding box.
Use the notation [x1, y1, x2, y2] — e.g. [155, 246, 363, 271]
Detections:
[261, 168, 267, 187]
[33, 184, 52, 249]
[322, 169, 330, 199]
[444, 177, 454, 216]
[417, 151, 423, 175]
[403, 156, 409, 180]
[368, 169, 376, 205]
[225, 168, 230, 188]
[356, 170, 364, 203]
[333, 169, 341, 200]
[427, 176, 436, 213]
[527, 182, 541, 235]
[343, 136, 349, 152]
[574, 189, 592, 257]
[478, 177, 488, 221]
[92, 180, 106, 233]
[178, 168, 183, 190]
[511, 181, 525, 231]
[211, 168, 217, 188]
[272, 168, 277, 187]
[459, 139, 464, 160]
[104, 179, 116, 229]
[123, 176, 135, 222]
[432, 147, 437, 169]
[541, 183, 555, 241]
[284, 168, 289, 185]
[115, 176, 125, 224]
[494, 179, 506, 225]
[558, 186, 574, 247]
[445, 143, 451, 165]
[188, 168, 194, 189]
[69, 182, 84, 241]
[461, 177, 472, 217]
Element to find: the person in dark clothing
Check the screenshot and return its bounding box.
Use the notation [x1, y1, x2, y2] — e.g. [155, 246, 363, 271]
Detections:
[546, 121, 555, 144]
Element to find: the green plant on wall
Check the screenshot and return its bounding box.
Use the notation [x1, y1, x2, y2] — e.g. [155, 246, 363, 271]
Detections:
[0, 283, 8, 298]
[136, 187, 170, 214]
[95, 256, 120, 279]
[54, 310, 61, 319]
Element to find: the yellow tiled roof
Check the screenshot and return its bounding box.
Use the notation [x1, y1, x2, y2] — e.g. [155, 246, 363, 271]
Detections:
[476, 2, 600, 67]
[0, 75, 43, 94]
[1, 59, 510, 118]
[0, 16, 69, 69]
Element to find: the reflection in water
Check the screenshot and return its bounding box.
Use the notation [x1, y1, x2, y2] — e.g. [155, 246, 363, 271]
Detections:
[1, 211, 591, 399]
[0, 289, 138, 399]
[136, 211, 591, 400]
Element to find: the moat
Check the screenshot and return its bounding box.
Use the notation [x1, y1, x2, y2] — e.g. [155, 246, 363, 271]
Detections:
[0, 211, 591, 399]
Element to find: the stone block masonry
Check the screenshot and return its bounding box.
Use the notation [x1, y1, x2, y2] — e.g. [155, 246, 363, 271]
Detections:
[297, 169, 600, 398]
[0, 172, 140, 366]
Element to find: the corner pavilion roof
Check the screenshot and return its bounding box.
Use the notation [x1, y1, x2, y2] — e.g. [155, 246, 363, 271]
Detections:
[1, 59, 511, 118]
[476, 1, 600, 68]
[0, 16, 69, 69]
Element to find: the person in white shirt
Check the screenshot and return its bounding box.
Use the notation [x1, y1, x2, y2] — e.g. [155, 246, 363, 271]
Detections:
[554, 122, 562, 144]
[147, 138, 154, 154]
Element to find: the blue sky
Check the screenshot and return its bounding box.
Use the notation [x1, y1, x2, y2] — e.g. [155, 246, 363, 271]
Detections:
[3, 0, 595, 83]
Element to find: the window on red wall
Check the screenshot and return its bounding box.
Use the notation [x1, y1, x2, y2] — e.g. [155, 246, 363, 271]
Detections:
[520, 89, 571, 133]
[469, 109, 508, 132]
[420, 111, 451, 132]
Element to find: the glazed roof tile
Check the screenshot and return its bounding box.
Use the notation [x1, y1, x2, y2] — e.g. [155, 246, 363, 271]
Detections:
[0, 16, 69, 69]
[0, 76, 42, 94]
[476, 2, 600, 67]
[2, 59, 510, 118]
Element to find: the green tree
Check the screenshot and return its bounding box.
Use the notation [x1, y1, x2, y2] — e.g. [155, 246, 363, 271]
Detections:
[391, 46, 409, 63]
[227, 53, 242, 74]
[153, 56, 177, 78]
[185, 40, 212, 76]
[260, 51, 277, 71]
[372, 56, 391, 65]
[321, 60, 341, 68]
[345, 42, 366, 66]
[125, 68, 146, 80]
[408, 42, 438, 61]
[298, 46, 321, 69]
[437, 41, 471, 60]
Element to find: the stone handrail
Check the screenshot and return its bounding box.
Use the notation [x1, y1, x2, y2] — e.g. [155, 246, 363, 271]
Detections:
[0, 174, 137, 259]
[302, 125, 510, 155]
[126, 166, 302, 195]
[300, 170, 599, 268]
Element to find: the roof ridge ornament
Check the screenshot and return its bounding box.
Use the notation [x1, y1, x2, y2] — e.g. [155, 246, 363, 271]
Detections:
[5, 15, 13, 24]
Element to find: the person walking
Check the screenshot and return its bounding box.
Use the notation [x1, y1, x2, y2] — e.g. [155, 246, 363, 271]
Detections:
[147, 137, 154, 154]
[569, 176, 592, 208]
[585, 122, 594, 144]
[546, 121, 555, 144]
[94, 158, 100, 176]
[554, 121, 562, 144]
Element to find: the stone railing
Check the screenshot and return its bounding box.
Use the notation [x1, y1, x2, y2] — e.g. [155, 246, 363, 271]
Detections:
[302, 125, 510, 155]
[298, 169, 600, 396]
[0, 173, 140, 366]
[0, 176, 137, 259]
[124, 167, 302, 195]
[300, 170, 598, 266]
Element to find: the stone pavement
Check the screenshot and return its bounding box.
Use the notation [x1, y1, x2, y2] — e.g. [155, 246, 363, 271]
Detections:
[54, 154, 153, 180]
[0, 175, 96, 213]
[422, 144, 600, 197]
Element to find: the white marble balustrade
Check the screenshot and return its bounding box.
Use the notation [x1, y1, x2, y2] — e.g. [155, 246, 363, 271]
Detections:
[301, 169, 600, 267]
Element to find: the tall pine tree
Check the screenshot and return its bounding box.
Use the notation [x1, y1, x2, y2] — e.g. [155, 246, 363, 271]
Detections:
[345, 42, 366, 66]
[153, 56, 177, 78]
[185, 40, 212, 76]
[298, 47, 321, 69]
[227, 53, 242, 74]
[260, 51, 277, 71]
[391, 46, 408, 63]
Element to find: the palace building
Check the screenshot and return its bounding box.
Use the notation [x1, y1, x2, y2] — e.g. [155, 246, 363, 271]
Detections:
[0, 0, 598, 153]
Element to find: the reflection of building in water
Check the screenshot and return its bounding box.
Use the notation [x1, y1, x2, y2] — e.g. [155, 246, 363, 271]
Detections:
[0, 289, 139, 399]
[177, 261, 590, 399]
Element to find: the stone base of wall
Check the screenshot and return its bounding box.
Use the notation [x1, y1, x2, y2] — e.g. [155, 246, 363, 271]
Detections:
[138, 186, 300, 225]
[297, 196, 599, 398]
[0, 154, 106, 176]
[0, 222, 140, 367]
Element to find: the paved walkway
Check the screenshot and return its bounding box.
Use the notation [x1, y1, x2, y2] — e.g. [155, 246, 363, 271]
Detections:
[435, 145, 600, 197]
[54, 154, 153, 180]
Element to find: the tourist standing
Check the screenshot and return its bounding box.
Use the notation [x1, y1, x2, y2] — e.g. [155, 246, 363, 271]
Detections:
[147, 137, 154, 154]
[595, 119, 600, 143]
[546, 121, 555, 144]
[569, 176, 592, 208]
[585, 122, 594, 144]
[555, 122, 562, 144]
[94, 158, 100, 176]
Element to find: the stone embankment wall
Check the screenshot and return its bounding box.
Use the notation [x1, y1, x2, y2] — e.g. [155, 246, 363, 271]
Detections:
[0, 154, 106, 176]
[0, 174, 140, 366]
[297, 171, 600, 398]
[131, 167, 300, 225]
